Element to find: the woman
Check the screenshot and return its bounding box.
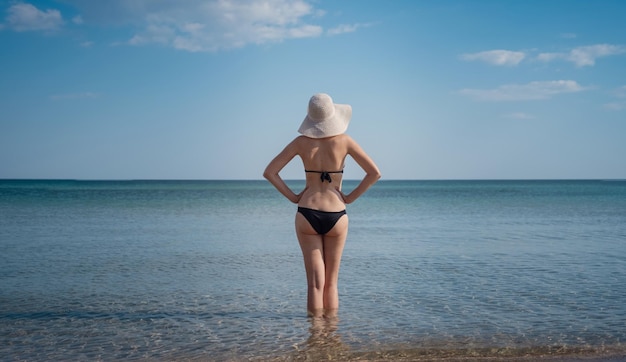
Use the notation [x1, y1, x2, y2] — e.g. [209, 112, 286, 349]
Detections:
[264, 93, 381, 318]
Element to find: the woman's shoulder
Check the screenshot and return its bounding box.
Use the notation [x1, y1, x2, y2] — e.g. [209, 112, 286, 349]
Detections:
[335, 133, 355, 146]
[288, 135, 315, 152]
[292, 135, 312, 147]
[338, 134, 353, 141]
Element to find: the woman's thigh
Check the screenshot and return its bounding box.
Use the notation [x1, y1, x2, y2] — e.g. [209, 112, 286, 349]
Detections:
[295, 213, 325, 280]
[323, 215, 348, 282]
[295, 213, 348, 276]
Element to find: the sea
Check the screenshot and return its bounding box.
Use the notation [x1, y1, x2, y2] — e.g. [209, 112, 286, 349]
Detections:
[1, 179, 625, 361]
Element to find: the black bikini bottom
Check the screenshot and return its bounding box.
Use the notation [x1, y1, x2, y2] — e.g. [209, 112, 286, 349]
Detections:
[297, 207, 347, 235]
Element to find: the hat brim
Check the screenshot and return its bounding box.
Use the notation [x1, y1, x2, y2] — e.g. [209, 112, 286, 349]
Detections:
[298, 103, 352, 138]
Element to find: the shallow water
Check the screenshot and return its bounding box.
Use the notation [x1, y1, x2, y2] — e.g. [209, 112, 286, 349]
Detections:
[1, 180, 625, 360]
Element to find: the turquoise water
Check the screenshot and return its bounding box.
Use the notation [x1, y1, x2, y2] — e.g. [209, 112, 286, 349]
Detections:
[1, 180, 626, 360]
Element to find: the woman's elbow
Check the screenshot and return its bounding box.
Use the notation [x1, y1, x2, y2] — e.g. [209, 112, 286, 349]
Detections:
[263, 168, 276, 180]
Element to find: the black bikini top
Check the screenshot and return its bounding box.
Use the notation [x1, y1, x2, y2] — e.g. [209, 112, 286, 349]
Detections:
[305, 169, 343, 183]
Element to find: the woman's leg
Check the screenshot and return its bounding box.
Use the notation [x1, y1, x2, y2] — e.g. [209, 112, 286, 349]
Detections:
[296, 212, 349, 317]
[320, 215, 348, 317]
[296, 212, 325, 317]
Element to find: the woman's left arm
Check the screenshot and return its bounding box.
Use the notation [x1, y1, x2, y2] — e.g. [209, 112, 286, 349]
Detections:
[337, 136, 381, 204]
[263, 138, 305, 203]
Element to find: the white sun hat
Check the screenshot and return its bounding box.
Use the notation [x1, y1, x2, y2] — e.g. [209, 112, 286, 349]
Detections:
[298, 93, 352, 138]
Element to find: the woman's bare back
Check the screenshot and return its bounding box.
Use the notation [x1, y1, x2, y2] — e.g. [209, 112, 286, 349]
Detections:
[295, 135, 350, 211]
[264, 133, 380, 208]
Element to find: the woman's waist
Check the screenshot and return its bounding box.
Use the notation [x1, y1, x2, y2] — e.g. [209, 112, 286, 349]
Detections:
[298, 192, 345, 211]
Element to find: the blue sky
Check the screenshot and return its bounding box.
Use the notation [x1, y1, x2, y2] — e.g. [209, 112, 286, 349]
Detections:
[1, 0, 625, 180]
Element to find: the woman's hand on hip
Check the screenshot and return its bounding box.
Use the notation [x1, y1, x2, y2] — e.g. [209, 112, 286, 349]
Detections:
[335, 187, 352, 204]
[291, 186, 309, 204]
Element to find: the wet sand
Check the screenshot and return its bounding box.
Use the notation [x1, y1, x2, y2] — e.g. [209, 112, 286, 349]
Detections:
[268, 344, 626, 361]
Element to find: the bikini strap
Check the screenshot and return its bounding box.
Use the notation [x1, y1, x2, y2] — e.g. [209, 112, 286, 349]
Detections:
[305, 170, 343, 183]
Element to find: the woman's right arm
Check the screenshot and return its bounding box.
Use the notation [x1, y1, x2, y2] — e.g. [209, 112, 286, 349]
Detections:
[340, 136, 381, 204]
[263, 138, 305, 204]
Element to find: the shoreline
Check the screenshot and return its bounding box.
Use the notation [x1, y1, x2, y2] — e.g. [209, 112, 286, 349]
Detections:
[260, 342, 626, 362]
[266, 344, 626, 361]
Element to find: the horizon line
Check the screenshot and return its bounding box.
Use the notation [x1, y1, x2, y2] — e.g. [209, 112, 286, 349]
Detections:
[1, 178, 625, 182]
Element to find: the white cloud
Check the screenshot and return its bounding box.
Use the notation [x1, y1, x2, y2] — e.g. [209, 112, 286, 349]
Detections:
[603, 102, 625, 111]
[613, 85, 626, 99]
[327, 23, 360, 36]
[461, 50, 526, 66]
[3, 2, 64, 32]
[3, 0, 362, 51]
[129, 24, 176, 46]
[459, 80, 586, 101]
[64, 0, 337, 52]
[537, 44, 626, 67]
[603, 85, 626, 111]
